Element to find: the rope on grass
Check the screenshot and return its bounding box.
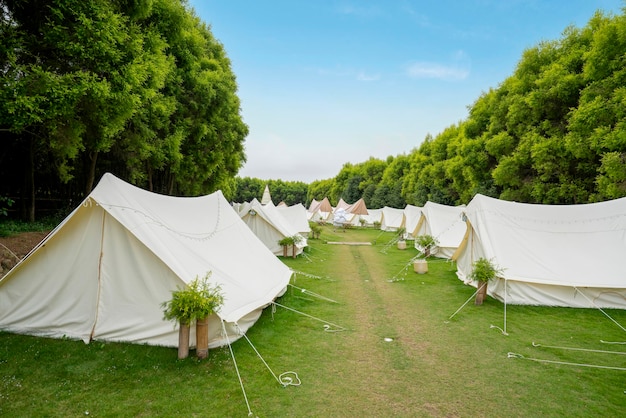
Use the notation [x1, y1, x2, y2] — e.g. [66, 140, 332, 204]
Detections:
[574, 287, 626, 333]
[601, 340, 626, 345]
[507, 352, 626, 371]
[291, 269, 334, 282]
[288, 283, 339, 303]
[532, 341, 626, 356]
[220, 321, 254, 417]
[446, 282, 485, 322]
[234, 323, 301, 388]
[272, 302, 347, 332]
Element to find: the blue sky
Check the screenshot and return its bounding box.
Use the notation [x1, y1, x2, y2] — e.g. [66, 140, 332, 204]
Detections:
[189, 0, 624, 183]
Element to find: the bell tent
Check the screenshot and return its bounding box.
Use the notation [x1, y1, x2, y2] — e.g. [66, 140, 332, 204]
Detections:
[240, 199, 307, 256]
[454, 194, 626, 309]
[0, 173, 292, 347]
[414, 202, 466, 258]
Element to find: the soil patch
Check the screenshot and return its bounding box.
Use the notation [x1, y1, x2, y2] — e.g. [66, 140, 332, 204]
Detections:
[0, 231, 50, 277]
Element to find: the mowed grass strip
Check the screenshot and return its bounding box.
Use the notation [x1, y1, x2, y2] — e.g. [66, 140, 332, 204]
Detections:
[1, 225, 626, 416]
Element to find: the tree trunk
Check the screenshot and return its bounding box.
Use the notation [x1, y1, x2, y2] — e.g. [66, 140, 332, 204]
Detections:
[23, 136, 35, 222]
[196, 317, 209, 359]
[178, 322, 190, 359]
[475, 281, 488, 305]
[85, 150, 99, 195]
[283, 245, 288, 257]
[292, 244, 296, 258]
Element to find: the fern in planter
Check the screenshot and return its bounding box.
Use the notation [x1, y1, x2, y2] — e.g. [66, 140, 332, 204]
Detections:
[469, 257, 504, 305]
[278, 235, 303, 258]
[162, 272, 224, 359]
[415, 234, 439, 258]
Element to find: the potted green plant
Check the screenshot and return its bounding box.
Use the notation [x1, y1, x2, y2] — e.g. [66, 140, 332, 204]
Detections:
[278, 235, 303, 258]
[162, 272, 224, 359]
[415, 234, 439, 258]
[469, 258, 503, 305]
[309, 223, 322, 240]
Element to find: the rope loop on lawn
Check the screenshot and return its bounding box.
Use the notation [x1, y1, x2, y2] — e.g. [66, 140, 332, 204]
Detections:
[234, 323, 301, 388]
[272, 302, 347, 332]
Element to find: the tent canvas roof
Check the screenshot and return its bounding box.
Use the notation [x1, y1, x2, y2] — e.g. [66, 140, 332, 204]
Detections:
[454, 194, 626, 308]
[240, 199, 307, 256]
[380, 206, 405, 231]
[261, 185, 273, 205]
[347, 198, 369, 215]
[415, 202, 466, 258]
[0, 173, 292, 347]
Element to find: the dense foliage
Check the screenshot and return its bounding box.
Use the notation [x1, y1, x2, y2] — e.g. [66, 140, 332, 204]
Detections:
[232, 177, 308, 206]
[3, 4, 625, 219]
[304, 9, 626, 208]
[1, 0, 247, 220]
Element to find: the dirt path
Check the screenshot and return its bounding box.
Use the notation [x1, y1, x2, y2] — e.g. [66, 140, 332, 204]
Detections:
[322, 244, 442, 416]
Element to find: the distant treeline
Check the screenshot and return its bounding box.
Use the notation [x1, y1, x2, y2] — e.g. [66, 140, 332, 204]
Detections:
[2, 4, 626, 220]
[306, 9, 626, 208]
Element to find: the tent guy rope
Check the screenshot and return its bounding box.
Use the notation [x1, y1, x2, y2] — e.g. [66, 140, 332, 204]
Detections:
[235, 323, 301, 387]
[220, 321, 254, 417]
[271, 302, 347, 332]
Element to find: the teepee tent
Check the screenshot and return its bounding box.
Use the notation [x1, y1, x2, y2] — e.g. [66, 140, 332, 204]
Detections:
[308, 197, 333, 222]
[240, 199, 307, 256]
[454, 194, 626, 309]
[0, 173, 292, 347]
[261, 185, 273, 205]
[414, 202, 466, 258]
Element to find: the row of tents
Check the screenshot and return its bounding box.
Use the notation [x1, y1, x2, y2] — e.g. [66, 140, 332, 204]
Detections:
[1, 174, 625, 352]
[307, 193, 626, 310]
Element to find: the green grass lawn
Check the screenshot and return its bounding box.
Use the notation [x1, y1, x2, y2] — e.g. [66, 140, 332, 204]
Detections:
[1, 224, 625, 416]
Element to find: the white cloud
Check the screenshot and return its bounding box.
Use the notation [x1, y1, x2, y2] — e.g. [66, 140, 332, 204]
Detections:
[406, 62, 469, 81]
[356, 71, 380, 81]
[405, 50, 471, 81]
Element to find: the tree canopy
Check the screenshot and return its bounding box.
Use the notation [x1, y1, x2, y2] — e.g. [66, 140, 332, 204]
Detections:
[3, 4, 625, 220]
[1, 0, 247, 219]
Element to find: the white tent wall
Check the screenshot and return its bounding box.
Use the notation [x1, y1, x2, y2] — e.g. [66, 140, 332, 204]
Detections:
[454, 194, 626, 309]
[0, 173, 292, 347]
[276, 203, 311, 237]
[380, 206, 405, 231]
[361, 208, 382, 226]
[240, 199, 307, 256]
[403, 204, 423, 237]
[0, 205, 101, 342]
[415, 202, 466, 259]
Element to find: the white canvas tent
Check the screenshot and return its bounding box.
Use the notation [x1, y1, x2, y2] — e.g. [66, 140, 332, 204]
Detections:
[403, 204, 423, 238]
[261, 185, 273, 205]
[454, 194, 626, 309]
[240, 199, 307, 256]
[414, 201, 466, 258]
[361, 208, 382, 226]
[0, 173, 292, 347]
[379, 206, 405, 231]
[276, 203, 311, 237]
